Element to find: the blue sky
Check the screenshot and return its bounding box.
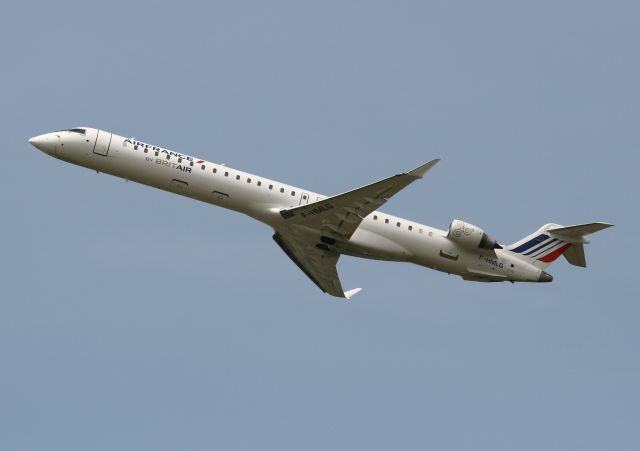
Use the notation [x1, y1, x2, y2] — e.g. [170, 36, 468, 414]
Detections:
[2, 1, 638, 450]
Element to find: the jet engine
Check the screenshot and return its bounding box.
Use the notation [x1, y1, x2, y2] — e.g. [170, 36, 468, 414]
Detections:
[447, 219, 502, 250]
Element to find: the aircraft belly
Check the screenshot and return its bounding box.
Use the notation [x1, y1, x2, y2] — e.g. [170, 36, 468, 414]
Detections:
[342, 227, 413, 261]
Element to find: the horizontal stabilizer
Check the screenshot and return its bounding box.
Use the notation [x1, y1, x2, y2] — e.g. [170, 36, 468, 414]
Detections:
[548, 222, 613, 239]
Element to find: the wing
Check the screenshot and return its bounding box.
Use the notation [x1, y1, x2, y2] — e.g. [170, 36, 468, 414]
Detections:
[272, 230, 362, 299]
[273, 159, 439, 298]
[280, 159, 439, 241]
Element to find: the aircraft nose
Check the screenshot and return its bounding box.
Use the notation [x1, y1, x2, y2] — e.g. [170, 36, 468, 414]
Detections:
[29, 134, 56, 153]
[538, 271, 553, 282]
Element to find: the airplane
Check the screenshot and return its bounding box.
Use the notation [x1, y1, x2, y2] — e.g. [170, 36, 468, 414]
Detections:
[29, 127, 612, 299]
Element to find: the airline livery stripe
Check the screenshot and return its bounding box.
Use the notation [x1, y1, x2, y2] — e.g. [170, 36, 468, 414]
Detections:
[530, 241, 565, 258]
[529, 240, 565, 259]
[538, 243, 572, 263]
[523, 238, 558, 256]
[510, 234, 549, 254]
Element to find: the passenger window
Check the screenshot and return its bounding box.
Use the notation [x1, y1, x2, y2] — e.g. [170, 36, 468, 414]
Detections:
[213, 168, 217, 173]
[225, 171, 229, 177]
[397, 222, 401, 227]
[190, 161, 194, 166]
[178, 157, 182, 163]
[257, 181, 261, 186]
[408, 225, 413, 231]
[269, 184, 273, 190]
[166, 155, 170, 160]
[419, 228, 423, 234]
[143, 148, 148, 153]
[374, 215, 378, 220]
[291, 191, 295, 196]
[428, 231, 433, 237]
[236, 175, 240, 180]
[155, 151, 159, 156]
[247, 178, 251, 183]
[280, 188, 284, 193]
[385, 219, 389, 224]
[201, 165, 205, 170]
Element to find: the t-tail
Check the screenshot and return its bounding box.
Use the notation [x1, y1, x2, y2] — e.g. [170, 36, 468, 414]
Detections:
[506, 222, 613, 270]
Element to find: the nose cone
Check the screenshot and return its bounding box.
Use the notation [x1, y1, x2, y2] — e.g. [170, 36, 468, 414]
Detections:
[29, 134, 56, 154]
[538, 271, 553, 283]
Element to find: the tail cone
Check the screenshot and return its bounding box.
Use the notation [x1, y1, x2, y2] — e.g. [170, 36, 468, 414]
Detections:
[538, 271, 553, 282]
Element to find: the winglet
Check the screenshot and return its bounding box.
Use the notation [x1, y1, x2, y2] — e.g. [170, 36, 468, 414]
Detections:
[407, 158, 440, 179]
[344, 288, 363, 299]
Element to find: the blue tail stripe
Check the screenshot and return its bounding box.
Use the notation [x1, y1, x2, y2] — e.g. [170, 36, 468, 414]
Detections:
[523, 238, 558, 256]
[530, 240, 565, 259]
[511, 234, 549, 254]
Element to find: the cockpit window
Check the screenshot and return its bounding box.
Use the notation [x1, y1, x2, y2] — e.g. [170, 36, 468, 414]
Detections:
[68, 128, 86, 135]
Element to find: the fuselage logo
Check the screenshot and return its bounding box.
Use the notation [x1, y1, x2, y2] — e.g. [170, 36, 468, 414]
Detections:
[124, 138, 195, 161]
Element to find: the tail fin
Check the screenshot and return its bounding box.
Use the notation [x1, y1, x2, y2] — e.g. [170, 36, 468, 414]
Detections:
[506, 222, 613, 269]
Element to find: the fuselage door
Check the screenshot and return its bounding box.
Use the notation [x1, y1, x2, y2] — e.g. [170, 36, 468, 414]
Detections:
[299, 192, 310, 205]
[93, 130, 112, 156]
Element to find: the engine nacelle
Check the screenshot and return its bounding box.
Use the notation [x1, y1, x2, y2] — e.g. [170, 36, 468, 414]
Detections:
[447, 219, 501, 250]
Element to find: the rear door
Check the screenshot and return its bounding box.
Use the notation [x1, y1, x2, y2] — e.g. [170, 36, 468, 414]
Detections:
[93, 130, 112, 156]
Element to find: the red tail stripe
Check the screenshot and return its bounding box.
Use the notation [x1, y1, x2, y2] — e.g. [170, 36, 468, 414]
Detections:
[538, 243, 572, 263]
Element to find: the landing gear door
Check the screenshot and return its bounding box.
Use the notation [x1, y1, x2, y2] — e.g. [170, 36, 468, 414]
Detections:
[93, 130, 112, 156]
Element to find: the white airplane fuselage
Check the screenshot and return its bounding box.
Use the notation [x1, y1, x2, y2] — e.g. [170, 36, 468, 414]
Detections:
[29, 127, 550, 292]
